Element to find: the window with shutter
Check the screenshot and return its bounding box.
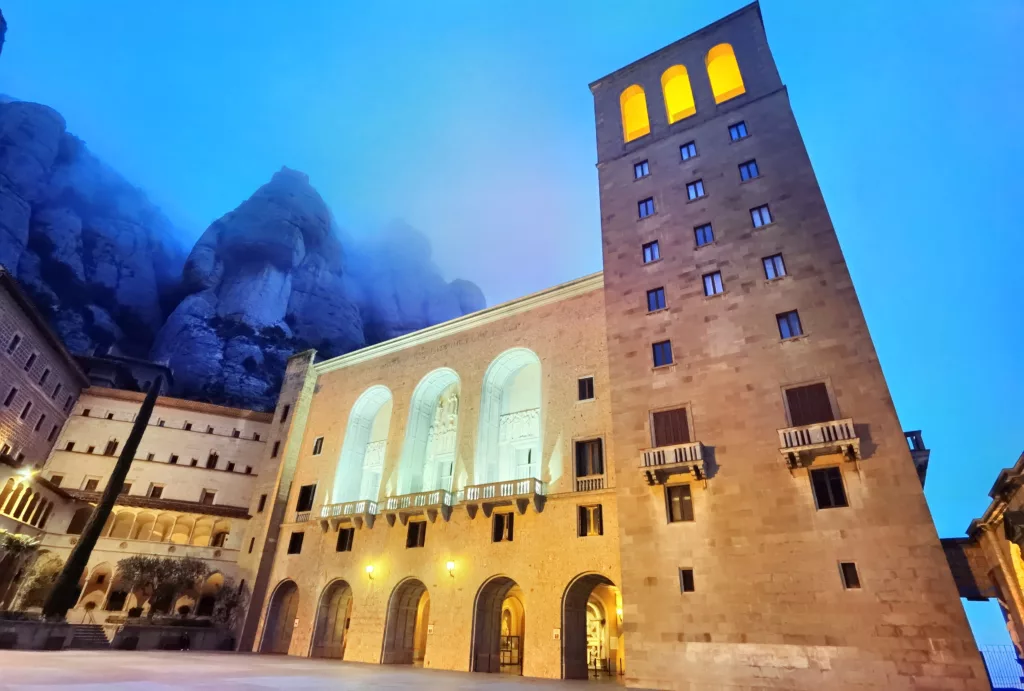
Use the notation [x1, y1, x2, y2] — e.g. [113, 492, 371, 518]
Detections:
[406, 521, 426, 548]
[652, 408, 690, 447]
[666, 484, 694, 522]
[492, 513, 514, 542]
[575, 439, 604, 478]
[296, 484, 317, 512]
[336, 527, 355, 552]
[785, 383, 834, 426]
[578, 505, 604, 536]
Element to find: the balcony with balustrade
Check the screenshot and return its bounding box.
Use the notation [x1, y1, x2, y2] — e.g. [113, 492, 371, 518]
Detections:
[778, 418, 860, 469]
[456, 477, 546, 519]
[318, 499, 379, 530]
[640, 441, 706, 486]
[905, 430, 930, 486]
[380, 489, 454, 526]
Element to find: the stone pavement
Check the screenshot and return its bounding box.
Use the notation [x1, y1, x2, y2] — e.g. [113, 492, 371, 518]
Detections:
[0, 650, 597, 690]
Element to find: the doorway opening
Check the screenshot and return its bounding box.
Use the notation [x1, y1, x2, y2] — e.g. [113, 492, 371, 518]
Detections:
[562, 573, 624, 681]
[260, 580, 299, 654]
[473, 576, 524, 675]
[312, 579, 353, 659]
[381, 578, 429, 665]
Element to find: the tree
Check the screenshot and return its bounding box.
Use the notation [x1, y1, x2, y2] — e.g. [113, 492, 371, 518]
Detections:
[117, 555, 209, 615]
[212, 578, 250, 630]
[0, 529, 39, 559]
[14, 553, 64, 609]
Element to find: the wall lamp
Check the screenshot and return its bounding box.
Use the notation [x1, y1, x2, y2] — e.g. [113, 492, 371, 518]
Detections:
[17, 468, 36, 480]
[365, 564, 374, 580]
[446, 560, 456, 578]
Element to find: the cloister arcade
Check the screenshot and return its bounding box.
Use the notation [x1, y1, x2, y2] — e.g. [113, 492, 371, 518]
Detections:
[0, 478, 55, 530]
[66, 507, 233, 548]
[73, 561, 226, 617]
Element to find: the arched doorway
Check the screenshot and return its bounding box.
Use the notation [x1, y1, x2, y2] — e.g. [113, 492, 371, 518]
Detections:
[562, 573, 624, 680]
[260, 580, 299, 654]
[473, 576, 524, 674]
[381, 578, 429, 665]
[312, 579, 353, 659]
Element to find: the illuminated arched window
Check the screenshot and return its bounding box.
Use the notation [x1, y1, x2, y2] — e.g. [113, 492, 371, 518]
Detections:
[661, 65, 695, 124]
[705, 43, 745, 104]
[619, 85, 650, 143]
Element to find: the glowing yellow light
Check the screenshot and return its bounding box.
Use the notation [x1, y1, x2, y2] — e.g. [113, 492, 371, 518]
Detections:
[620, 85, 651, 143]
[365, 564, 374, 578]
[446, 560, 456, 576]
[17, 468, 36, 479]
[706, 43, 746, 104]
[661, 65, 696, 124]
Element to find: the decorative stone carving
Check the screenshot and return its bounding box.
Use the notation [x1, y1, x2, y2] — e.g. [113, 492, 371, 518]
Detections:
[499, 408, 540, 443]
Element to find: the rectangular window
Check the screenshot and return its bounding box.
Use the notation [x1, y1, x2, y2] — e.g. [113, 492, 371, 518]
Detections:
[84, 478, 100, 491]
[679, 141, 697, 161]
[103, 440, 118, 456]
[577, 376, 594, 401]
[312, 436, 324, 455]
[280, 404, 291, 423]
[810, 467, 849, 509]
[287, 531, 304, 554]
[157, 419, 165, 427]
[23, 353, 36, 371]
[6, 334, 21, 354]
[840, 562, 861, 589]
[105, 412, 114, 420]
[647, 287, 666, 312]
[666, 484, 694, 522]
[49, 474, 64, 487]
[777, 310, 803, 339]
[634, 160, 649, 179]
[257, 494, 267, 513]
[729, 121, 748, 140]
[492, 512, 514, 542]
[336, 527, 355, 552]
[763, 254, 786, 280]
[686, 179, 705, 200]
[227, 462, 235, 472]
[146, 453, 155, 461]
[64, 395, 72, 413]
[577, 504, 604, 537]
[786, 383, 834, 426]
[638, 197, 655, 219]
[183, 422, 192, 431]
[206, 452, 219, 469]
[296, 483, 317, 512]
[65, 441, 75, 451]
[200, 489, 216, 505]
[702, 271, 724, 296]
[52, 383, 61, 400]
[254, 433, 261, 441]
[0, 443, 10, 457]
[642, 241, 660, 264]
[120, 483, 132, 495]
[245, 466, 253, 475]
[751, 204, 773, 227]
[4, 387, 17, 406]
[739, 159, 760, 181]
[190, 458, 198, 467]
[206, 426, 214, 434]
[232, 429, 240, 438]
[47, 424, 58, 442]
[271, 441, 280, 458]
[34, 413, 46, 432]
[38, 368, 50, 386]
[652, 407, 690, 447]
[679, 568, 695, 592]
[406, 521, 426, 548]
[694, 223, 714, 247]
[575, 439, 604, 478]
[652, 340, 673, 368]
[20, 400, 32, 420]
[168, 454, 178, 464]
[248, 537, 255, 554]
[148, 484, 163, 499]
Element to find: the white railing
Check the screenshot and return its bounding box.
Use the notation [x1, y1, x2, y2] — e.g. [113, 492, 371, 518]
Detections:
[383, 490, 452, 512]
[319, 500, 378, 519]
[642, 442, 704, 468]
[461, 478, 545, 502]
[778, 418, 856, 450]
[575, 476, 605, 492]
[295, 511, 311, 522]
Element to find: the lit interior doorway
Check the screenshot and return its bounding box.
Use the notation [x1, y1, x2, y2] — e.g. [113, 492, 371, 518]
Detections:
[473, 576, 524, 675]
[260, 580, 299, 654]
[381, 578, 429, 665]
[312, 579, 353, 659]
[563, 573, 624, 681]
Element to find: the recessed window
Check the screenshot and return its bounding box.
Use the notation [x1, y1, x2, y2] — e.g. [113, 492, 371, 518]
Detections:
[200, 489, 217, 505]
[652, 407, 690, 447]
[20, 400, 32, 420]
[34, 413, 46, 432]
[647, 287, 666, 312]
[777, 310, 803, 339]
[183, 422, 192, 431]
[47, 424, 58, 442]
[105, 413, 114, 420]
[49, 474, 64, 488]
[4, 387, 17, 407]
[280, 404, 291, 423]
[577, 505, 604, 536]
[245, 466, 253, 475]
[103, 440, 119, 456]
[406, 521, 426, 549]
[728, 121, 748, 141]
[157, 419, 165, 427]
[248, 538, 255, 554]
[253, 433, 261, 441]
[694, 224, 714, 247]
[638, 197, 655, 219]
[336, 527, 355, 552]
[86, 445, 95, 454]
[679, 568, 695, 592]
[577, 377, 594, 401]
[810, 467, 848, 509]
[6, 334, 21, 354]
[739, 159, 760, 181]
[312, 436, 324, 456]
[751, 204, 773, 228]
[65, 441, 75, 451]
[51, 383, 62, 400]
[296, 483, 317, 512]
[686, 179, 705, 200]
[763, 254, 786, 280]
[83, 478, 99, 491]
[190, 458, 198, 467]
[168, 454, 178, 464]
[666, 484, 694, 522]
[232, 429, 240, 438]
[120, 483, 133, 495]
[38, 368, 50, 386]
[634, 160, 650, 179]
[271, 441, 280, 458]
[575, 439, 604, 479]
[287, 531, 304, 554]
[257, 494, 267, 513]
[652, 340, 673, 368]
[23, 353, 37, 371]
[63, 395, 72, 413]
[642, 241, 660, 264]
[703, 271, 724, 296]
[146, 453, 155, 461]
[227, 462, 235, 472]
[206, 452, 219, 469]
[680, 141, 697, 161]
[492, 512, 514, 542]
[839, 562, 861, 589]
[148, 484, 163, 499]
[206, 426, 214, 434]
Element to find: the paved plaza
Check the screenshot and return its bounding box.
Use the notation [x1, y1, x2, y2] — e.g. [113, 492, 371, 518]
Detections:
[0, 650, 598, 690]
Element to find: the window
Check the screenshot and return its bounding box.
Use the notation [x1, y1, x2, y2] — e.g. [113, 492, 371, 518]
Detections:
[647, 287, 666, 312]
[84, 478, 100, 491]
[751, 204, 773, 227]
[702, 271, 724, 296]
[575, 439, 604, 478]
[20, 400, 32, 420]
[146, 453, 155, 461]
[49, 474, 63, 488]
[227, 462, 235, 472]
[3, 387, 17, 406]
[206, 452, 219, 469]
[739, 159, 760, 181]
[786, 383, 834, 427]
[86, 445, 95, 454]
[680, 141, 697, 161]
[120, 483, 133, 495]
[0, 443, 10, 457]
[652, 341, 673, 368]
[271, 441, 280, 458]
[200, 489, 216, 505]
[686, 179, 705, 200]
[666, 484, 694, 522]
[23, 353, 36, 371]
[492, 512, 514, 542]
[763, 254, 786, 280]
[64, 441, 75, 452]
[694, 224, 714, 247]
[105, 413, 114, 420]
[148, 484, 164, 499]
[63, 395, 72, 413]
[287, 532, 304, 554]
[577, 377, 595, 401]
[34, 413, 46, 432]
[729, 121, 748, 141]
[406, 521, 426, 548]
[312, 436, 324, 456]
[51, 383, 61, 400]
[280, 404, 291, 423]
[620, 84, 651, 142]
[652, 407, 690, 447]
[232, 429, 240, 438]
[257, 494, 267, 513]
[777, 310, 803, 339]
[38, 368, 49, 386]
[103, 440, 118, 456]
[839, 562, 861, 589]
[706, 43, 746, 103]
[662, 65, 696, 123]
[634, 160, 649, 179]
[183, 422, 192, 431]
[642, 241, 660, 264]
[168, 454, 178, 464]
[638, 197, 655, 219]
[253, 433, 261, 441]
[190, 458, 199, 467]
[336, 527, 355, 552]
[248, 537, 255, 554]
[810, 467, 848, 509]
[14, 452, 23, 464]
[577, 504, 604, 537]
[296, 484, 317, 512]
[47, 424, 58, 442]
[206, 426, 214, 434]
[245, 466, 252, 475]
[6, 334, 21, 354]
[679, 568, 695, 593]
[157, 419, 165, 427]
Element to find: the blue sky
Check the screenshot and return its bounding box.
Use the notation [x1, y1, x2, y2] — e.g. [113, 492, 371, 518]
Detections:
[2, 1, 1022, 644]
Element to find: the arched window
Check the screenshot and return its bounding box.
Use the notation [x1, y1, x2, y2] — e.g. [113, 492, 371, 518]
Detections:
[619, 85, 651, 143]
[332, 386, 393, 504]
[397, 369, 461, 495]
[661, 65, 696, 123]
[475, 348, 542, 485]
[705, 43, 745, 104]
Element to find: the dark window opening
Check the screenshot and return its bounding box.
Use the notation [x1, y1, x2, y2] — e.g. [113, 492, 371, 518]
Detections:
[492, 512, 514, 542]
[206, 452, 219, 469]
[312, 436, 324, 455]
[406, 521, 426, 548]
[336, 527, 355, 552]
[577, 377, 594, 401]
[652, 407, 689, 447]
[84, 479, 99, 491]
[575, 439, 604, 478]
[811, 467, 849, 509]
[666, 484, 694, 522]
[168, 454, 178, 464]
[840, 562, 861, 589]
[4, 387, 17, 407]
[577, 504, 604, 536]
[296, 484, 317, 512]
[257, 494, 267, 513]
[287, 532, 304, 554]
[248, 537, 255, 554]
[280, 405, 291, 423]
[7, 334, 21, 354]
[103, 440, 119, 456]
[271, 441, 280, 458]
[679, 568, 695, 592]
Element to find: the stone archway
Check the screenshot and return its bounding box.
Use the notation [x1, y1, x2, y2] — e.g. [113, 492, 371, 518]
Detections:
[472, 576, 523, 674]
[312, 579, 353, 659]
[381, 578, 428, 665]
[260, 580, 299, 654]
[562, 573, 622, 680]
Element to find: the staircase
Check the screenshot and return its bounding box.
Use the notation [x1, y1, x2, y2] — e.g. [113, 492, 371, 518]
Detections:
[67, 624, 111, 649]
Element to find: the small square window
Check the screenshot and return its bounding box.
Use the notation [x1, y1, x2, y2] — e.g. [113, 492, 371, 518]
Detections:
[49, 474, 64, 487]
[106, 412, 114, 420]
[65, 441, 75, 452]
[6, 334, 21, 354]
[3, 387, 17, 407]
[254, 433, 261, 441]
[245, 466, 252, 475]
[148, 484, 163, 499]
[751, 204, 773, 228]
[638, 197, 655, 219]
[666, 484, 694, 522]
[183, 421, 192, 431]
[777, 310, 803, 339]
[577, 505, 603, 536]
[763, 254, 786, 280]
[679, 568, 695, 592]
[287, 531, 304, 554]
[86, 445, 95, 454]
[652, 340, 673, 368]
[702, 271, 724, 296]
[406, 521, 426, 548]
[232, 429, 240, 438]
[686, 179, 705, 200]
[336, 527, 355, 552]
[739, 159, 760, 181]
[296, 483, 317, 512]
[811, 467, 849, 509]
[206, 426, 214, 434]
[200, 489, 216, 505]
[694, 224, 714, 247]
[227, 462, 235, 472]
[634, 160, 649, 179]
[577, 377, 594, 401]
[647, 287, 666, 312]
[729, 121, 748, 141]
[157, 419, 165, 427]
[680, 141, 697, 161]
[492, 512, 514, 542]
[280, 404, 291, 423]
[642, 241, 660, 264]
[257, 494, 267, 513]
[839, 562, 861, 589]
[271, 441, 280, 458]
[169, 454, 178, 464]
[190, 458, 198, 467]
[312, 436, 324, 456]
[146, 453, 155, 461]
